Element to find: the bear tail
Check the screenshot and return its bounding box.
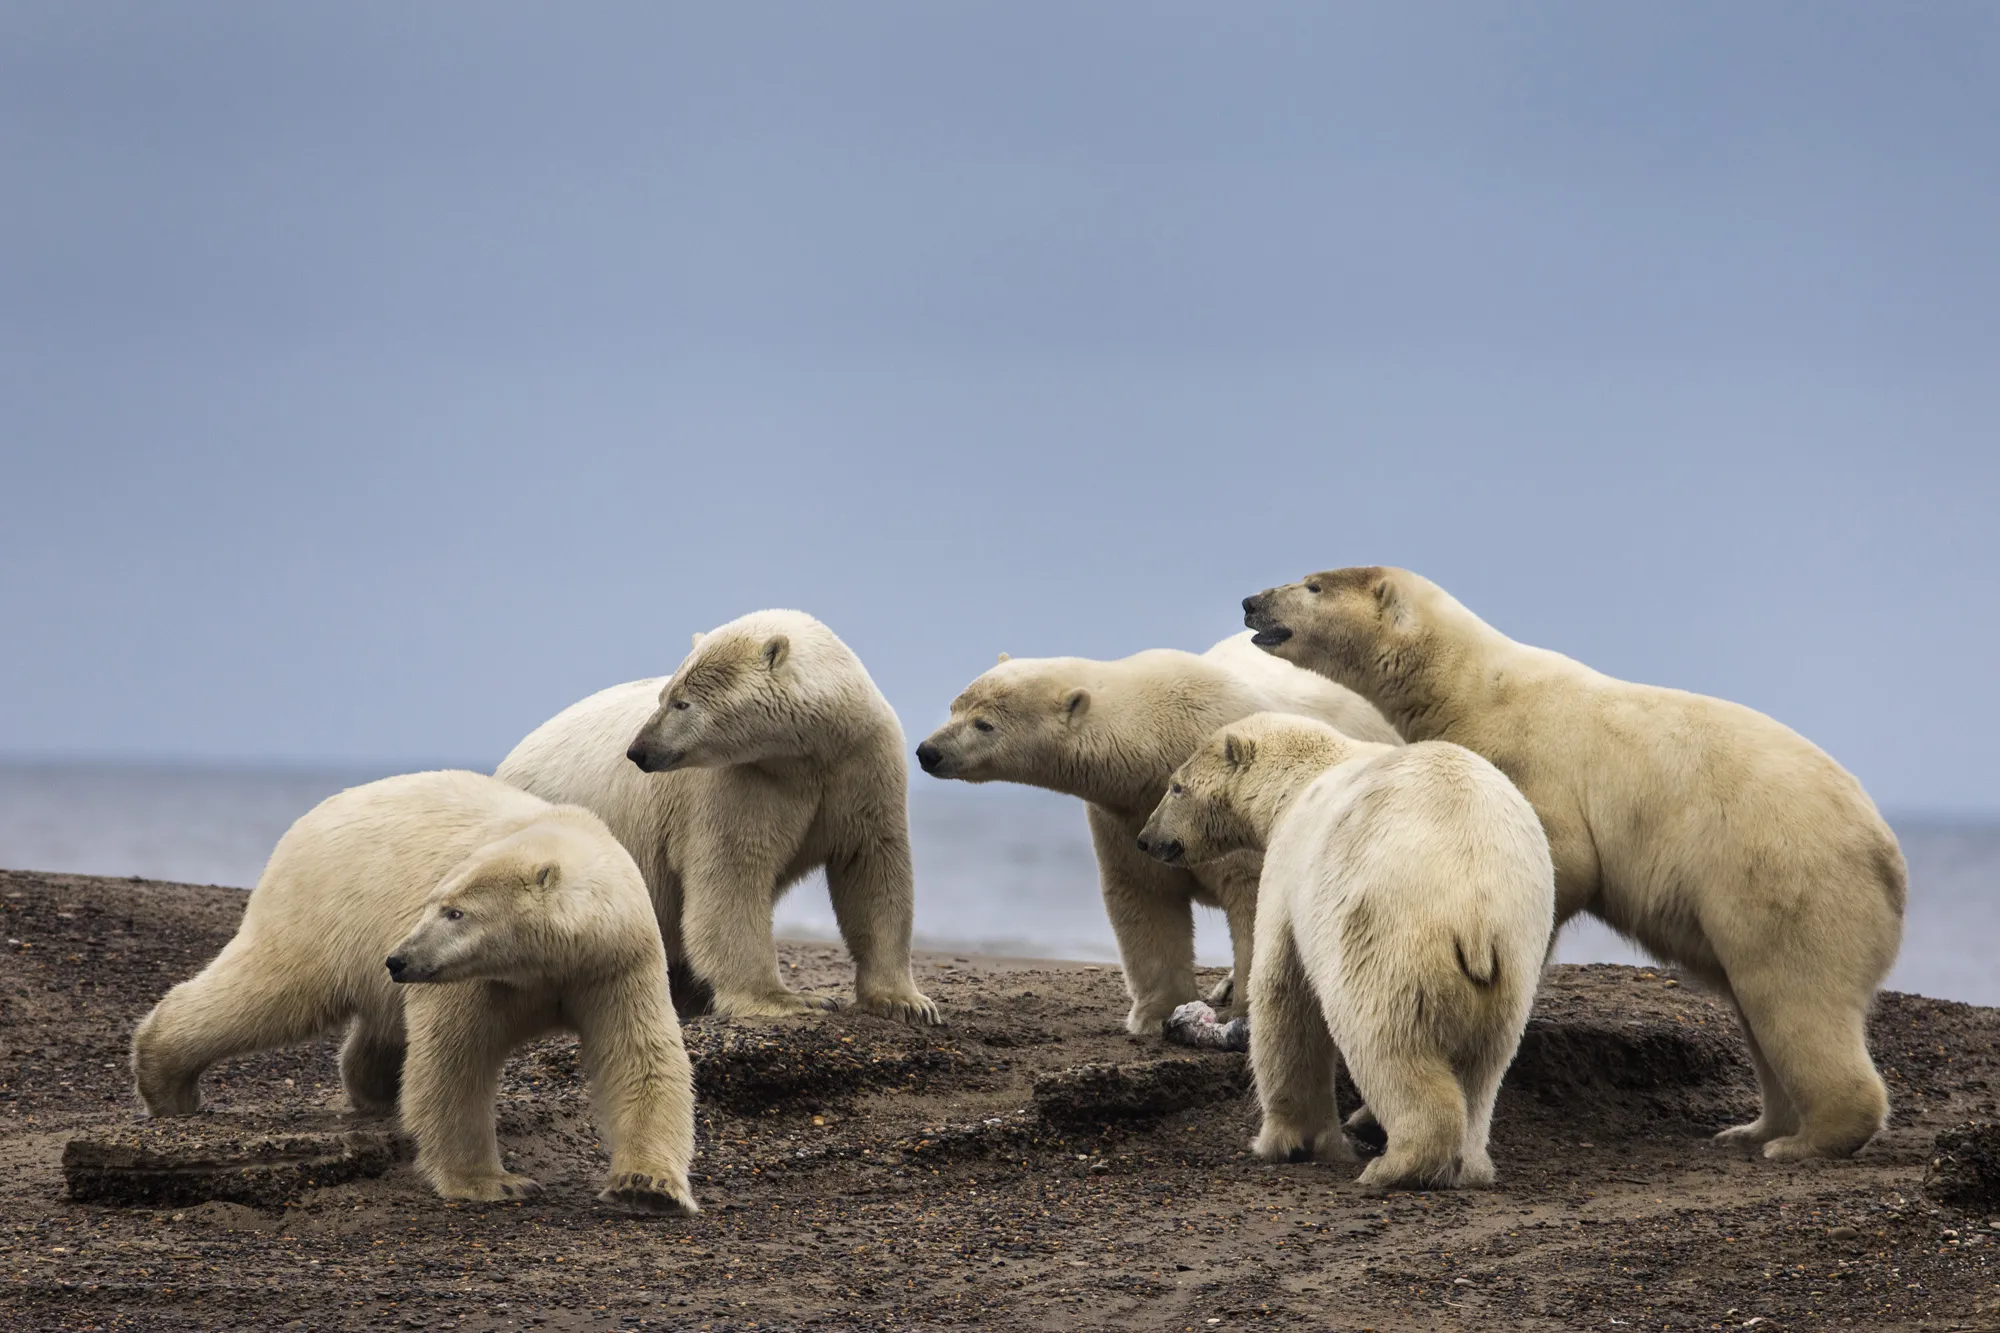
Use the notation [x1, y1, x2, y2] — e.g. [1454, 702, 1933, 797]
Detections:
[1452, 933, 1501, 989]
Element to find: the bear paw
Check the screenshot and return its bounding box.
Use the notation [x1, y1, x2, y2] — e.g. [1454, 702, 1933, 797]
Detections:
[1357, 1154, 1460, 1194]
[1455, 1152, 1498, 1188]
[138, 1087, 202, 1118]
[1124, 998, 1190, 1037]
[1712, 1117, 1788, 1150]
[1760, 1133, 1859, 1162]
[1204, 972, 1236, 1008]
[857, 988, 942, 1026]
[1251, 1123, 1355, 1165]
[598, 1171, 700, 1216]
[433, 1171, 543, 1203]
[713, 990, 839, 1020]
[1343, 1104, 1387, 1154]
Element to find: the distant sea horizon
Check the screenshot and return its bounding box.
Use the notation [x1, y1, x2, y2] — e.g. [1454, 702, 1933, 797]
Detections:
[3, 756, 1993, 1006]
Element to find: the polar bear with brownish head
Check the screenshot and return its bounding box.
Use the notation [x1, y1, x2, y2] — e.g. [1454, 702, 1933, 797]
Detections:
[915, 632, 1400, 1034]
[1243, 567, 1905, 1161]
[1139, 712, 1553, 1190]
[498, 610, 937, 1025]
[131, 770, 698, 1212]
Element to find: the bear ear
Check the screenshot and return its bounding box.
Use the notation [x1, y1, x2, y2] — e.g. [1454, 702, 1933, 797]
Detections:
[690, 630, 707, 651]
[762, 633, 790, 670]
[996, 651, 1011, 664]
[533, 863, 560, 890]
[1062, 687, 1090, 723]
[1222, 732, 1257, 769]
[1372, 577, 1397, 611]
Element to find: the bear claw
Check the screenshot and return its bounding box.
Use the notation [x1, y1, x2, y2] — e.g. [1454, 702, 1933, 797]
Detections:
[434, 1172, 544, 1203]
[860, 991, 942, 1026]
[598, 1171, 699, 1215]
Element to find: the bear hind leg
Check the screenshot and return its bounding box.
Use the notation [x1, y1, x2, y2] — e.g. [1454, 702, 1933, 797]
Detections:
[1711, 991, 1802, 1149]
[1452, 1040, 1516, 1188]
[1728, 973, 1886, 1160]
[1348, 1043, 1469, 1192]
[132, 940, 339, 1117]
[339, 1015, 406, 1118]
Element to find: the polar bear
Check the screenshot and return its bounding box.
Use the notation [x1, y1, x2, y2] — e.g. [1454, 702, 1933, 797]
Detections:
[1138, 713, 1554, 1190]
[1243, 567, 1906, 1160]
[497, 610, 937, 1025]
[131, 770, 698, 1212]
[914, 631, 1400, 1034]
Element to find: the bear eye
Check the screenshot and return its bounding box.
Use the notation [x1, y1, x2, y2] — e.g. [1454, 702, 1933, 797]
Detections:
[672, 699, 690, 711]
[972, 719, 995, 733]
[1169, 781, 1184, 795]
[443, 907, 464, 921]
[1306, 582, 1322, 594]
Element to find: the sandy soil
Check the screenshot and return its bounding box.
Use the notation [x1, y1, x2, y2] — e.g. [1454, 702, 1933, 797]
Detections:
[2, 866, 1996, 1332]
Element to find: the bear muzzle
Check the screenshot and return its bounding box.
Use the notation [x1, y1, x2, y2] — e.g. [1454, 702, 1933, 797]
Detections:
[914, 741, 945, 775]
[1135, 832, 1185, 866]
[627, 742, 687, 774]
[385, 952, 442, 984]
[1243, 593, 1293, 647]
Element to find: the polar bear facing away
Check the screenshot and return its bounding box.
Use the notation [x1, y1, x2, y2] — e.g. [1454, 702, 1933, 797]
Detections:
[916, 632, 1400, 1034]
[1244, 567, 1906, 1160]
[131, 770, 698, 1213]
[498, 610, 937, 1024]
[1140, 713, 1554, 1190]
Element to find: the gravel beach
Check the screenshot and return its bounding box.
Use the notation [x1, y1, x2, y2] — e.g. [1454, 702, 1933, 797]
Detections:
[3, 867, 1995, 1332]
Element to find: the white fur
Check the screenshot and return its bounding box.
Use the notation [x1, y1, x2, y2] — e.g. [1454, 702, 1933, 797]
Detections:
[130, 770, 698, 1212]
[917, 631, 1401, 1034]
[497, 610, 937, 1024]
[1248, 566, 1906, 1160]
[1141, 714, 1553, 1190]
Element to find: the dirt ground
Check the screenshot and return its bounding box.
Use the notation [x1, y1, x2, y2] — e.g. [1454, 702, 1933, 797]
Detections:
[3, 867, 1997, 1332]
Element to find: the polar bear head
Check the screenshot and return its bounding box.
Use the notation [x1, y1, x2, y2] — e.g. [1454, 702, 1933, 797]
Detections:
[1241, 568, 1500, 738]
[1137, 712, 1356, 866]
[914, 654, 1101, 793]
[626, 610, 871, 773]
[385, 812, 656, 985]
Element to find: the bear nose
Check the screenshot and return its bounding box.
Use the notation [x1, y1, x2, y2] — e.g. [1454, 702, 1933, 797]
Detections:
[1153, 839, 1184, 863]
[384, 954, 408, 980]
[1242, 594, 1262, 614]
[1134, 833, 1153, 855]
[626, 743, 653, 773]
[914, 742, 942, 773]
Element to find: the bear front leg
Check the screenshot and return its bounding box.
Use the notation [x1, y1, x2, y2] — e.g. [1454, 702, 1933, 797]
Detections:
[680, 856, 835, 1020]
[1215, 873, 1261, 1025]
[400, 991, 541, 1202]
[826, 832, 939, 1026]
[569, 970, 700, 1215]
[1088, 805, 1200, 1036]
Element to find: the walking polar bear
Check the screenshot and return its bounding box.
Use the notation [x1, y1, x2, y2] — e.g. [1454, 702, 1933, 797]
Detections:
[1139, 713, 1554, 1190]
[131, 770, 698, 1213]
[915, 632, 1399, 1034]
[1244, 566, 1906, 1160]
[498, 610, 937, 1025]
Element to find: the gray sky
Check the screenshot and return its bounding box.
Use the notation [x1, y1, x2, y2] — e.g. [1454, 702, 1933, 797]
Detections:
[3, 2, 1996, 812]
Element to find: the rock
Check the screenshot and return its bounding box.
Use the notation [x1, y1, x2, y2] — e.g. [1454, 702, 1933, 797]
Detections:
[64, 1125, 408, 1208]
[1032, 1056, 1249, 1129]
[1508, 1017, 1744, 1096]
[1925, 1122, 2000, 1212]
